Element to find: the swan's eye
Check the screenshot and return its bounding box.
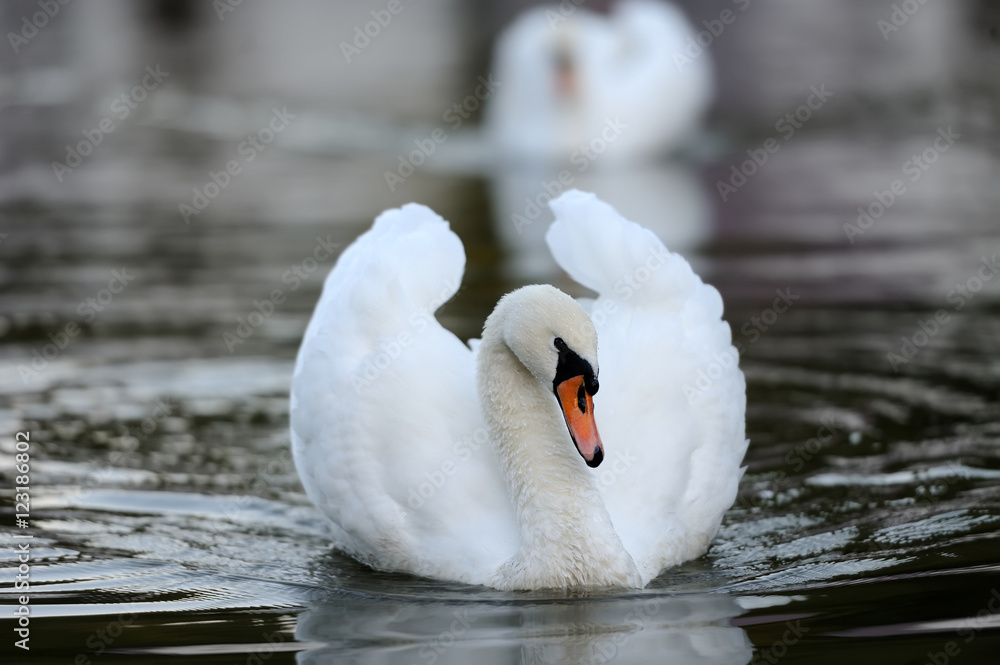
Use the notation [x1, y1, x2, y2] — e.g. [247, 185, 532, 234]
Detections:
[577, 382, 587, 414]
[552, 337, 597, 396]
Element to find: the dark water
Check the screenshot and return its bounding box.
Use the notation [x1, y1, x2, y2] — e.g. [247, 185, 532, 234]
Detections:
[3, 1, 1000, 663]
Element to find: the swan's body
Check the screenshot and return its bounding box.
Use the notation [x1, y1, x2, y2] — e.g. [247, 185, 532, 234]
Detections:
[485, 0, 714, 162]
[291, 190, 746, 590]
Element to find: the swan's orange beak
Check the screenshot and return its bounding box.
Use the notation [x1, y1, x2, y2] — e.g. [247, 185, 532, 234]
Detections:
[555, 58, 577, 99]
[556, 375, 604, 468]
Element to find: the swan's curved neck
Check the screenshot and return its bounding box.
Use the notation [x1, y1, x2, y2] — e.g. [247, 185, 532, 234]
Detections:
[477, 335, 640, 589]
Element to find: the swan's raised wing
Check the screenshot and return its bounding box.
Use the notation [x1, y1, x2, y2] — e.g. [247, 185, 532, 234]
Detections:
[290, 204, 517, 584]
[546, 190, 747, 582]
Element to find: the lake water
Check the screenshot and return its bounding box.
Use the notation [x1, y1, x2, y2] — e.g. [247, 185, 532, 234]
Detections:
[2, 1, 1000, 663]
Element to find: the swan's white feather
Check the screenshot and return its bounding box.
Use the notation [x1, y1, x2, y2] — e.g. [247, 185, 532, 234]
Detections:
[291, 204, 518, 584]
[547, 190, 748, 580]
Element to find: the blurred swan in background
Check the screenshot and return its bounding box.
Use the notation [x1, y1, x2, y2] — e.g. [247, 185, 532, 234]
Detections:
[485, 0, 715, 281]
[485, 0, 714, 162]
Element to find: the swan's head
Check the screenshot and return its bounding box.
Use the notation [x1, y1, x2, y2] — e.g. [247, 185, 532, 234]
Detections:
[490, 284, 604, 467]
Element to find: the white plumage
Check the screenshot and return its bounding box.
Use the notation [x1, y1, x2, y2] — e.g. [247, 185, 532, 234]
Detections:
[485, 0, 715, 162]
[290, 190, 746, 589]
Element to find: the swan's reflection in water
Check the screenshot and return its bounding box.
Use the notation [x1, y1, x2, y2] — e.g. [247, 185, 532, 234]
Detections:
[489, 163, 711, 282]
[295, 588, 750, 664]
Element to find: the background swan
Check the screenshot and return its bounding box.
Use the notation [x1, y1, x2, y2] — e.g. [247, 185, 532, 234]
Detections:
[290, 190, 746, 590]
[485, 0, 715, 163]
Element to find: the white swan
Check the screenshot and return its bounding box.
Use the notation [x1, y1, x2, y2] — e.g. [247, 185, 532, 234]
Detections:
[290, 190, 746, 590]
[485, 0, 714, 162]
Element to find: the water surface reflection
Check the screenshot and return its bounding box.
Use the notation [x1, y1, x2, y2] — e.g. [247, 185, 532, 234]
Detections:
[296, 587, 752, 665]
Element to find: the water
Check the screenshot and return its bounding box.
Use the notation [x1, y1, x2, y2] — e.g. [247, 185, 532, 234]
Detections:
[3, 1, 1000, 663]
